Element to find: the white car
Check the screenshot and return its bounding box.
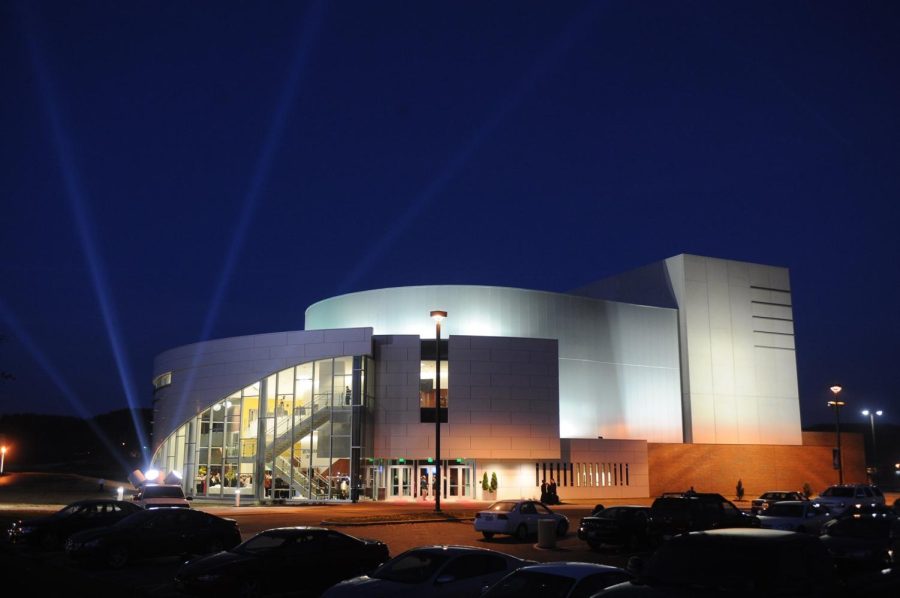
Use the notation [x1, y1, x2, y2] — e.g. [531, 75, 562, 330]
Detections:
[482, 562, 630, 598]
[813, 484, 884, 516]
[757, 501, 833, 534]
[322, 545, 530, 597]
[132, 484, 191, 509]
[474, 500, 568, 540]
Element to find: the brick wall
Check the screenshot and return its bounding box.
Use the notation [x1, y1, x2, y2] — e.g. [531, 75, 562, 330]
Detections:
[648, 431, 866, 498]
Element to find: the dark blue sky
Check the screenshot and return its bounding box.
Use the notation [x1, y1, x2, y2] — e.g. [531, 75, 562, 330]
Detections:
[2, 1, 898, 429]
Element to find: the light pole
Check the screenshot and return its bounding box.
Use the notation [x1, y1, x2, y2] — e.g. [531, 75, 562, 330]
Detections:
[828, 385, 845, 484]
[430, 310, 447, 513]
[861, 409, 883, 484]
[1, 446, 6, 476]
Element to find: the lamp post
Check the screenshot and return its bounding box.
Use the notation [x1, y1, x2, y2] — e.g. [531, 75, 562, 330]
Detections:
[430, 310, 447, 513]
[1, 446, 6, 476]
[861, 409, 883, 484]
[827, 385, 845, 484]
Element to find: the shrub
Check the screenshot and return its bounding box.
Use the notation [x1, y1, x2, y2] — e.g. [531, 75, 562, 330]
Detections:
[482, 472, 489, 492]
[490, 472, 498, 493]
[802, 482, 813, 499]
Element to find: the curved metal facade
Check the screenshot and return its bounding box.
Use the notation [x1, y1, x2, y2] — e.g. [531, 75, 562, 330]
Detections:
[152, 328, 373, 447]
[306, 285, 683, 442]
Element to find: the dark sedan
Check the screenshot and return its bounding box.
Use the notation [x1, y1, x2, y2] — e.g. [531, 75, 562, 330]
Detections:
[820, 511, 900, 571]
[65, 507, 241, 568]
[577, 505, 650, 550]
[7, 499, 142, 549]
[176, 527, 389, 597]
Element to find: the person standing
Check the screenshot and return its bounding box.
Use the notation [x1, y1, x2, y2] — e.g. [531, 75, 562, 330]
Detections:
[549, 478, 558, 504]
[420, 474, 429, 499]
[540, 479, 548, 503]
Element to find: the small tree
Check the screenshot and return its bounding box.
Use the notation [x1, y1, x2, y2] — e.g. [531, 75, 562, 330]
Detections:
[489, 472, 498, 493]
[736, 478, 744, 501]
[802, 482, 813, 499]
[482, 472, 489, 492]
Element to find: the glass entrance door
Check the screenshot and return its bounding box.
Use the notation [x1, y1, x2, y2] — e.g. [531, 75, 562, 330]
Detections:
[448, 465, 471, 497]
[417, 466, 434, 500]
[388, 465, 412, 498]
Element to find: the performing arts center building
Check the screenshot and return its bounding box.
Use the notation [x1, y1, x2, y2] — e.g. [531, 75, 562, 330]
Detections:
[149, 254, 863, 503]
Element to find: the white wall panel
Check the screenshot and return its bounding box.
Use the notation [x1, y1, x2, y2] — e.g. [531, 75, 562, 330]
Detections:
[666, 256, 802, 446]
[307, 285, 682, 443]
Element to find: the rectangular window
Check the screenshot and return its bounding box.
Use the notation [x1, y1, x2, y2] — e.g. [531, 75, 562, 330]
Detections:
[419, 359, 449, 423]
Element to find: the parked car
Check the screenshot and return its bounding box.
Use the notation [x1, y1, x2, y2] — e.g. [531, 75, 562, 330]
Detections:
[750, 490, 806, 514]
[603, 529, 835, 596]
[322, 545, 530, 597]
[820, 511, 900, 571]
[757, 500, 833, 534]
[7, 499, 143, 549]
[647, 492, 758, 544]
[813, 484, 885, 516]
[577, 505, 650, 549]
[132, 483, 192, 509]
[176, 527, 388, 596]
[474, 500, 569, 540]
[482, 562, 630, 598]
[65, 507, 240, 568]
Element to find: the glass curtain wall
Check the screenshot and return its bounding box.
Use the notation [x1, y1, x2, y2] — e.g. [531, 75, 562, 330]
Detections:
[151, 355, 368, 501]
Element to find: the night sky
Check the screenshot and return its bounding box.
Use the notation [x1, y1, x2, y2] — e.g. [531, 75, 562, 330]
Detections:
[2, 1, 898, 430]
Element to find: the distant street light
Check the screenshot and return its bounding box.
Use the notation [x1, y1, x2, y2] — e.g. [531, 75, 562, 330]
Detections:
[827, 385, 845, 484]
[861, 409, 883, 484]
[1, 445, 6, 476]
[431, 309, 447, 513]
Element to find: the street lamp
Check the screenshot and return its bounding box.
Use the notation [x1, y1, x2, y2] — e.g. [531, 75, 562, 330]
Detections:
[827, 385, 845, 484]
[430, 310, 447, 513]
[861, 409, 883, 484]
[1, 446, 6, 476]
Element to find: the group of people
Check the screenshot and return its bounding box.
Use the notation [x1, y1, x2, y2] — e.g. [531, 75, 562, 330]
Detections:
[540, 478, 560, 505]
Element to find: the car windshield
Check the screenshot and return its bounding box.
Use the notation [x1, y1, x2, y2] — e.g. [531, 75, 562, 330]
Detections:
[142, 486, 185, 498]
[52, 504, 83, 518]
[821, 487, 854, 498]
[765, 504, 804, 517]
[486, 502, 518, 513]
[485, 570, 575, 598]
[234, 533, 291, 554]
[370, 551, 451, 583]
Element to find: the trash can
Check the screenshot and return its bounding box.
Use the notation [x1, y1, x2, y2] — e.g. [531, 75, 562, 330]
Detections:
[538, 518, 557, 549]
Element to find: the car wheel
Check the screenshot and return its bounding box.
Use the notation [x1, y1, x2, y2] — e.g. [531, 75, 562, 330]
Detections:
[516, 524, 529, 541]
[239, 578, 262, 598]
[482, 531, 495, 539]
[556, 520, 568, 537]
[106, 545, 129, 569]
